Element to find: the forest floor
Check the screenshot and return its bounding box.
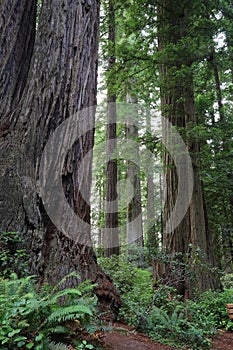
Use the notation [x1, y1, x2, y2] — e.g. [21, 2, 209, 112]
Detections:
[97, 323, 233, 350]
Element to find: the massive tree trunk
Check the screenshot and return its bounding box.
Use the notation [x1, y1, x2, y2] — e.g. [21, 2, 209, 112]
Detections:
[0, 0, 37, 231]
[0, 0, 37, 135]
[0, 0, 121, 315]
[157, 1, 220, 297]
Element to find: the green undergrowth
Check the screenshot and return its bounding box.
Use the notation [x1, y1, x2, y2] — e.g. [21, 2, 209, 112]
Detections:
[1, 232, 233, 350]
[0, 272, 100, 349]
[98, 254, 233, 350]
[0, 231, 104, 349]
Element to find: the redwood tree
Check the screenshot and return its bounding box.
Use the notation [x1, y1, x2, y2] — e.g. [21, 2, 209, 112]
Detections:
[157, 0, 221, 297]
[0, 0, 121, 314]
[104, 0, 120, 256]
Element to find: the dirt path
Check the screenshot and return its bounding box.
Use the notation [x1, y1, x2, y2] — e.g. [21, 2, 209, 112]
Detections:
[103, 331, 177, 349]
[100, 324, 233, 350]
[212, 330, 233, 350]
[101, 323, 184, 349]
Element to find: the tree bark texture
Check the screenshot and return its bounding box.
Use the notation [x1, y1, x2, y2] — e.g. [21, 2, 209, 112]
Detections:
[104, 0, 119, 256]
[0, 0, 36, 136]
[0, 0, 121, 315]
[146, 110, 157, 259]
[157, 0, 220, 297]
[126, 93, 144, 249]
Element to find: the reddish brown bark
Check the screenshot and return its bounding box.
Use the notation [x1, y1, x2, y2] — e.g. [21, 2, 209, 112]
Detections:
[157, 0, 220, 297]
[0, 0, 121, 316]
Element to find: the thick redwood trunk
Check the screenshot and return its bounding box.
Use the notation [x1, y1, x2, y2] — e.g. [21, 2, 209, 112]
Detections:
[0, 0, 121, 315]
[157, 1, 220, 297]
[0, 0, 37, 229]
[0, 0, 36, 129]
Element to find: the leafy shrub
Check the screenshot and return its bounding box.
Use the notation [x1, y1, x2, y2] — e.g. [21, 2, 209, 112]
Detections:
[98, 254, 233, 349]
[98, 254, 136, 294]
[146, 303, 214, 349]
[187, 288, 233, 331]
[221, 273, 233, 289]
[144, 288, 233, 349]
[98, 254, 153, 325]
[0, 272, 98, 349]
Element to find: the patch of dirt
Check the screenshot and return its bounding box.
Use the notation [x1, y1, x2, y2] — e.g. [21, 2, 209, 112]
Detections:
[100, 323, 233, 350]
[212, 330, 233, 350]
[101, 323, 182, 350]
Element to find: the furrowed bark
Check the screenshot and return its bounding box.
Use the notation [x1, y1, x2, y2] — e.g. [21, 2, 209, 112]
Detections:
[0, 0, 121, 316]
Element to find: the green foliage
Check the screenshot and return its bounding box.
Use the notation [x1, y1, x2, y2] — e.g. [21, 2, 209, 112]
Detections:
[98, 253, 233, 349]
[142, 288, 233, 349]
[187, 289, 233, 331]
[222, 273, 233, 289]
[0, 231, 28, 277]
[77, 339, 94, 349]
[0, 272, 98, 349]
[98, 254, 153, 325]
[146, 304, 214, 349]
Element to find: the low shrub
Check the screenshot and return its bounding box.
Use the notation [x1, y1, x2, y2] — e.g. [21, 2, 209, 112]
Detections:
[187, 288, 233, 331]
[98, 254, 153, 325]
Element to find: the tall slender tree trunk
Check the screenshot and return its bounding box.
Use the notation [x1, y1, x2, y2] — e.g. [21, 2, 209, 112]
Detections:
[125, 93, 144, 251]
[104, 0, 119, 256]
[209, 45, 224, 122]
[145, 110, 157, 260]
[157, 0, 220, 297]
[0, 0, 121, 315]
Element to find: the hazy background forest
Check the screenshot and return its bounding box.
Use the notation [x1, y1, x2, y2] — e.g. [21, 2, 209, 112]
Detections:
[0, 0, 233, 349]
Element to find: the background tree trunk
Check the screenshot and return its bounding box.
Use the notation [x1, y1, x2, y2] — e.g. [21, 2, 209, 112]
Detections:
[145, 110, 157, 261]
[125, 93, 144, 252]
[104, 0, 120, 257]
[0, 0, 121, 316]
[157, 0, 220, 297]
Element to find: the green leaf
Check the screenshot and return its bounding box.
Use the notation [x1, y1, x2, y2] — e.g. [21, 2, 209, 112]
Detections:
[14, 336, 27, 342]
[26, 343, 35, 349]
[17, 340, 26, 347]
[8, 329, 21, 337]
[35, 333, 44, 342]
[1, 338, 9, 345]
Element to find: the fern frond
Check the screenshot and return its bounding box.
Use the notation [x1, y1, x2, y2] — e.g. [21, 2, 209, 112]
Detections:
[46, 304, 92, 324]
[53, 288, 82, 299]
[48, 325, 70, 334]
[48, 340, 71, 350]
[153, 306, 170, 325]
[52, 272, 81, 292]
[75, 280, 97, 294]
